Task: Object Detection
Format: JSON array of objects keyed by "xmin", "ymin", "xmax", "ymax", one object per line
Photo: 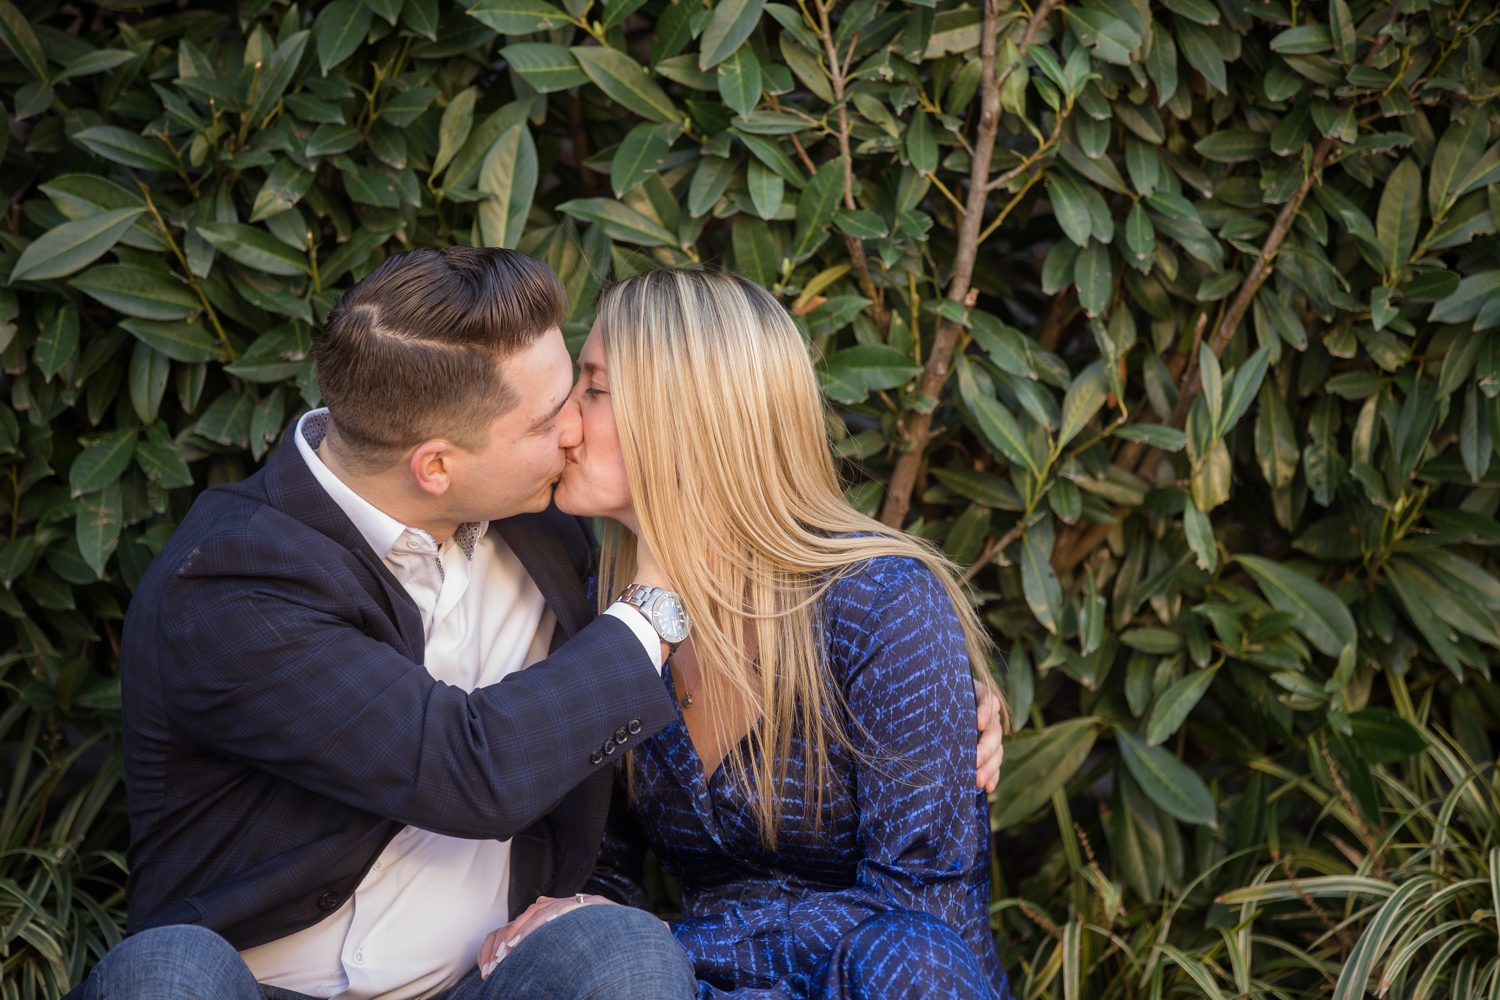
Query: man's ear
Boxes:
[{"xmin": 409, "ymin": 440, "xmax": 453, "ymax": 497}]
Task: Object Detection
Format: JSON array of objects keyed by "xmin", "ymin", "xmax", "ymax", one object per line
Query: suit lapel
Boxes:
[
  {"xmin": 261, "ymin": 439, "xmax": 427, "ymax": 658},
  {"xmin": 492, "ymin": 514, "xmax": 593, "ymax": 639}
]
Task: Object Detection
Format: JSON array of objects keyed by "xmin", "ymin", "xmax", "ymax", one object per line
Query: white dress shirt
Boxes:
[{"xmin": 239, "ymin": 409, "xmax": 662, "ymax": 1000}]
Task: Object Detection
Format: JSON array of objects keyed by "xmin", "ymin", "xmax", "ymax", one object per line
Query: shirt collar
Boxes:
[{"xmin": 295, "ymin": 409, "xmax": 486, "ymax": 560}]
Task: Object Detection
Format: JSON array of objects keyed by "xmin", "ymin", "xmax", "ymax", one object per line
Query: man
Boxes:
[
  {"xmin": 79, "ymin": 247, "xmax": 692, "ymax": 1000},
  {"xmin": 75, "ymin": 247, "xmax": 1004, "ymax": 999}
]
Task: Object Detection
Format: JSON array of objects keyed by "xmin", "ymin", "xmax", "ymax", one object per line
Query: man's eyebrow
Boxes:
[{"xmin": 531, "ymin": 393, "xmax": 571, "ymax": 428}]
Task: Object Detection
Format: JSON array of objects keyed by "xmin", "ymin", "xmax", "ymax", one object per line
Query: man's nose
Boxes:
[{"xmin": 557, "ymin": 397, "xmax": 583, "ymax": 450}]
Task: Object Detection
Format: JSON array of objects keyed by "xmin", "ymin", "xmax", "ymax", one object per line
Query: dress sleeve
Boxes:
[{"xmin": 667, "ymin": 558, "xmax": 989, "ymax": 978}]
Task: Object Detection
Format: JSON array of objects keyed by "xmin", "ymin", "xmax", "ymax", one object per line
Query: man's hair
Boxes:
[{"xmin": 315, "ymin": 246, "xmax": 567, "ymax": 472}]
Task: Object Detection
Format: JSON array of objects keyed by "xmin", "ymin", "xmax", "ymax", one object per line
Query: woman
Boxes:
[{"xmin": 482, "ymin": 268, "xmax": 1013, "ymax": 1000}]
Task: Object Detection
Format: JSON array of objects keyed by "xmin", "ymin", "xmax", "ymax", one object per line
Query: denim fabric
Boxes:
[
  {"xmin": 590, "ymin": 556, "xmax": 1013, "ymax": 1000},
  {"xmin": 75, "ymin": 908, "xmax": 694, "ymax": 1000},
  {"xmin": 76, "ymin": 925, "xmax": 264, "ymax": 1000},
  {"xmin": 453, "ymin": 904, "xmax": 695, "ymax": 1000}
]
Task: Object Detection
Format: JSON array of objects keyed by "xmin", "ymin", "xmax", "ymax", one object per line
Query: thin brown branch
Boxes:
[
  {"xmin": 1036, "ymin": 291, "xmax": 1075, "ymax": 352},
  {"xmin": 812, "ymin": 0, "xmax": 888, "ymax": 334},
  {"xmin": 567, "ymin": 93, "xmax": 599, "ymax": 197},
  {"xmin": 880, "ymin": 0, "xmax": 1011, "ymax": 527}
]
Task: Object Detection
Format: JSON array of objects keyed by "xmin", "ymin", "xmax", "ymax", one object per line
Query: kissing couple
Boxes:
[{"xmin": 69, "ymin": 248, "xmax": 1016, "ymax": 1000}]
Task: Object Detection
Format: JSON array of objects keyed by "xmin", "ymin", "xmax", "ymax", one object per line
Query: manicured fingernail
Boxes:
[{"xmin": 545, "ymin": 912, "xmax": 558, "ymax": 922}]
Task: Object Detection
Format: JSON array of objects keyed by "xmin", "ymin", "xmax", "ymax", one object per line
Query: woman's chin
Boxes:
[{"xmin": 551, "ymin": 480, "xmax": 591, "ymax": 517}]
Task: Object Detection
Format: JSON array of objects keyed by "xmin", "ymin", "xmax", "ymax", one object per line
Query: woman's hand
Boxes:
[
  {"xmin": 975, "ymin": 682, "xmax": 1004, "ymax": 793},
  {"xmin": 478, "ymin": 894, "xmax": 620, "ymax": 978}
]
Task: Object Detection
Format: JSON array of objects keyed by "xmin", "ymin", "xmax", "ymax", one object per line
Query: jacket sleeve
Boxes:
[
  {"xmin": 153, "ymin": 525, "xmax": 678, "ymax": 841},
  {"xmin": 665, "ymin": 558, "xmax": 990, "ymax": 979}
]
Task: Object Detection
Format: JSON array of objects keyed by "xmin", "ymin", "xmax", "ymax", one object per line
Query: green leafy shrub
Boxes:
[{"xmin": 0, "ymin": 0, "xmax": 1498, "ymax": 992}]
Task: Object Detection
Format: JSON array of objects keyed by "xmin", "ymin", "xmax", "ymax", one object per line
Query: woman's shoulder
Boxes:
[{"xmin": 821, "ymin": 551, "xmax": 954, "ymax": 628}]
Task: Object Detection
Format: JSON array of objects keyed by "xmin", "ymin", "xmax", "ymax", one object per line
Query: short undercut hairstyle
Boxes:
[{"xmin": 315, "ymin": 246, "xmax": 567, "ymax": 472}]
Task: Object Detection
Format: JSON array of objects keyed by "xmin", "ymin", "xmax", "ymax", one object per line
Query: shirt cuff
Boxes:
[{"xmin": 603, "ymin": 603, "xmax": 665, "ymax": 674}]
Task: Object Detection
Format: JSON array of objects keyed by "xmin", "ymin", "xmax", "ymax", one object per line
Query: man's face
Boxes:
[{"xmin": 441, "ymin": 326, "xmax": 581, "ymax": 521}]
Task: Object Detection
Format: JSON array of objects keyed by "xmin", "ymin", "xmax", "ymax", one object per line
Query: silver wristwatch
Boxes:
[{"xmin": 618, "ymin": 584, "xmax": 691, "ymax": 651}]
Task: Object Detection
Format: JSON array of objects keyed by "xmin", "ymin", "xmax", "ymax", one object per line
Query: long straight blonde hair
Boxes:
[{"xmin": 596, "ymin": 267, "xmax": 1004, "ymax": 846}]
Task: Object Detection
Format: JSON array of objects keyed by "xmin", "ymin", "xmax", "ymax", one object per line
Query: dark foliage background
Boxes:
[{"xmin": 0, "ymin": 0, "xmax": 1497, "ymax": 992}]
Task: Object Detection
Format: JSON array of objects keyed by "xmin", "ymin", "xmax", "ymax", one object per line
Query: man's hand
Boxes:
[
  {"xmin": 974, "ymin": 680, "xmax": 1005, "ymax": 793},
  {"xmin": 478, "ymin": 894, "xmax": 621, "ymax": 978}
]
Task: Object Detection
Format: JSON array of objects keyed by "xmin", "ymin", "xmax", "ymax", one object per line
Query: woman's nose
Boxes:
[{"xmin": 557, "ymin": 397, "xmax": 583, "ymax": 450}]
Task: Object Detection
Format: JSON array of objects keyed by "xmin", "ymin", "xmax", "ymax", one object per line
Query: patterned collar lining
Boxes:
[{"xmin": 300, "ymin": 409, "xmax": 485, "ymax": 559}]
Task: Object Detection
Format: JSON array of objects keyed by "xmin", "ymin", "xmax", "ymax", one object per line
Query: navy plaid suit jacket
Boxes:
[{"xmin": 119, "ymin": 438, "xmax": 676, "ymax": 951}]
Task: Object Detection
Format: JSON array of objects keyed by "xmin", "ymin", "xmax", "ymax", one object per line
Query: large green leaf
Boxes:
[
  {"xmin": 1059, "ymin": 360, "xmax": 1109, "ymax": 445},
  {"xmin": 71, "ymin": 126, "xmax": 176, "ymax": 172},
  {"xmin": 501, "ymin": 43, "xmax": 588, "ymax": 93},
  {"xmin": 70, "ymin": 266, "xmax": 199, "ymax": 320},
  {"xmin": 991, "ymin": 717, "xmax": 1100, "ymax": 829},
  {"xmin": 611, "ymin": 122, "xmax": 674, "ymax": 197},
  {"xmin": 1117, "ymin": 728, "xmax": 1217, "ymax": 826},
  {"xmin": 689, "ymin": 154, "xmax": 738, "ymax": 219},
  {"xmin": 571, "ymin": 46, "xmax": 680, "ymax": 124},
  {"xmin": 699, "ymin": 0, "xmax": 767, "ymax": 68},
  {"xmin": 129, "ymin": 340, "xmax": 170, "ymax": 425},
  {"xmin": 731, "ymin": 213, "xmax": 779, "ymax": 288},
  {"xmin": 121, "ymin": 318, "xmax": 225, "ymax": 363},
  {"xmin": 197, "ymin": 223, "xmax": 311, "ymax": 276},
  {"xmin": 0, "ymin": 0, "xmax": 48, "ymax": 82},
  {"xmin": 314, "ymin": 0, "xmax": 373, "ymax": 71},
  {"xmin": 1236, "ymin": 554, "xmax": 1356, "ymax": 657},
  {"xmin": 134, "ymin": 422, "xmax": 194, "ymax": 489},
  {"xmin": 10, "ymin": 208, "xmax": 145, "ymax": 283},
  {"xmin": 468, "ymin": 0, "xmax": 572, "ymax": 32},
  {"xmin": 790, "ymin": 157, "xmax": 843, "ymax": 259},
  {"xmin": 717, "ymin": 45, "xmax": 762, "ymax": 119},
  {"xmin": 1146, "ymin": 666, "xmax": 1219, "ymax": 745},
  {"xmin": 558, "ymin": 197, "xmax": 677, "ymax": 246},
  {"xmin": 75, "ymin": 481, "xmax": 122, "ymax": 577},
  {"xmin": 971, "ymin": 395, "xmax": 1037, "ymax": 474},
  {"xmin": 1021, "ymin": 526, "xmax": 1063, "ymax": 633},
  {"xmin": 34, "ymin": 305, "xmax": 78, "ymax": 382},
  {"xmin": 1376, "ymin": 157, "xmax": 1423, "ymax": 275},
  {"xmin": 478, "ymin": 122, "xmax": 538, "ymax": 250},
  {"xmin": 432, "ymin": 86, "xmax": 477, "ymax": 179},
  {"xmin": 69, "ymin": 430, "xmax": 138, "ymax": 498},
  {"xmin": 249, "ymin": 160, "xmax": 318, "ymax": 224}
]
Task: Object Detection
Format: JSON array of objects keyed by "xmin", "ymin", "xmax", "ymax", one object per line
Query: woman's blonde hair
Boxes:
[{"xmin": 595, "ymin": 267, "xmax": 1004, "ymax": 846}]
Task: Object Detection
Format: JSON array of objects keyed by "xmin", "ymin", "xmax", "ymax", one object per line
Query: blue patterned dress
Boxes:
[{"xmin": 588, "ymin": 556, "xmax": 1013, "ymax": 1000}]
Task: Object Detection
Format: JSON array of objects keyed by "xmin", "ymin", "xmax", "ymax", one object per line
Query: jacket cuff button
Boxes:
[
  {"xmin": 614, "ymin": 727, "xmax": 629, "ymax": 743},
  {"xmin": 589, "ymin": 749, "xmax": 604, "ymax": 764},
  {"xmin": 627, "ymin": 718, "xmax": 642, "ymax": 735}
]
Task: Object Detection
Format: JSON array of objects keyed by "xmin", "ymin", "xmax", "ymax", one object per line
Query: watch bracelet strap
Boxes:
[{"xmin": 619, "ymin": 584, "xmax": 658, "ymax": 610}]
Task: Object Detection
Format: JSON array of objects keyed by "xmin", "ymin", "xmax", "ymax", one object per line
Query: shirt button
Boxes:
[
  {"xmin": 373, "ymin": 860, "xmax": 382, "ymax": 871},
  {"xmin": 407, "ymin": 539, "xmax": 420, "ymax": 549},
  {"xmin": 353, "ymin": 950, "xmax": 365, "ymax": 965},
  {"xmin": 317, "ymin": 892, "xmax": 341, "ymax": 911}
]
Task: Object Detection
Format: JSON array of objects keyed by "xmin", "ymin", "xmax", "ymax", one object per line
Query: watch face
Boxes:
[{"xmin": 651, "ymin": 593, "xmax": 691, "ymax": 643}]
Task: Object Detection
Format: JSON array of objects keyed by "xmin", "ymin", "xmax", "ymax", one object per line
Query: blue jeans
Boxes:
[{"xmin": 73, "ymin": 906, "xmax": 695, "ymax": 999}]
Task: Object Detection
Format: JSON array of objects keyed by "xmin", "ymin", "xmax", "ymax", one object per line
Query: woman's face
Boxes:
[{"xmin": 554, "ymin": 323, "xmax": 637, "ymax": 530}]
